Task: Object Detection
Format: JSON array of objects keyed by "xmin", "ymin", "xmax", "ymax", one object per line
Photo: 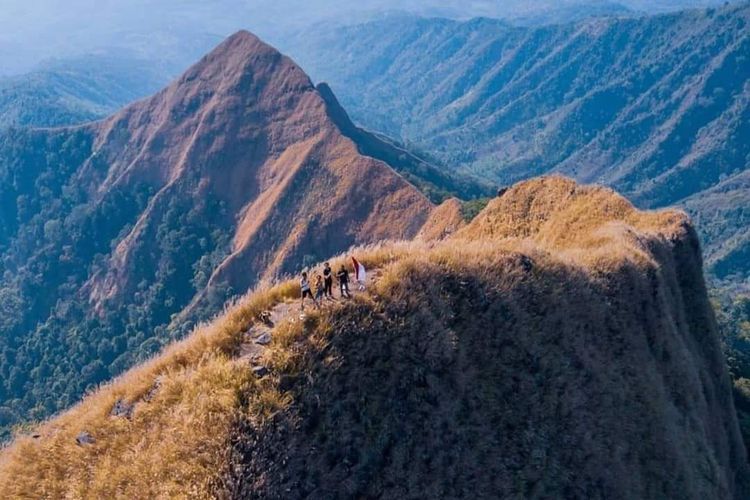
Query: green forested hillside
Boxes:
[
  {"xmin": 0, "ymin": 127, "xmax": 230, "ymax": 429},
  {"xmin": 0, "ymin": 54, "xmax": 171, "ymax": 128}
]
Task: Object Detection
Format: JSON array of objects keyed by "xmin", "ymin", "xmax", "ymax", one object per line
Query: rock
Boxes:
[
  {"xmin": 252, "ymin": 366, "xmax": 269, "ymax": 378},
  {"xmin": 76, "ymin": 431, "xmax": 95, "ymax": 446},
  {"xmin": 143, "ymin": 376, "xmax": 163, "ymax": 402},
  {"xmin": 31, "ymin": 434, "xmax": 41, "ymax": 439},
  {"xmin": 110, "ymin": 398, "xmax": 134, "ymax": 419},
  {"xmin": 255, "ymin": 332, "xmax": 272, "ymax": 345}
]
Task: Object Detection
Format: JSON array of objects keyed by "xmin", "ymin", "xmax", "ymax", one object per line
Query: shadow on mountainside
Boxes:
[{"xmin": 224, "ymin": 246, "xmax": 748, "ymax": 499}]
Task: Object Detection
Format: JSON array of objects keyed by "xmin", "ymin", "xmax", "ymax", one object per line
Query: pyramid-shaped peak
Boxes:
[
  {"xmin": 175, "ymin": 29, "xmax": 313, "ymax": 92},
  {"xmin": 215, "ymin": 29, "xmax": 276, "ymax": 56}
]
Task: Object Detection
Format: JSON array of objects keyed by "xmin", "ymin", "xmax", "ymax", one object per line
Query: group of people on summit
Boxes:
[{"xmin": 300, "ymin": 259, "xmax": 365, "ymax": 311}]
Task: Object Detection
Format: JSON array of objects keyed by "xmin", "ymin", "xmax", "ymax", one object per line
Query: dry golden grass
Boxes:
[
  {"xmin": 417, "ymin": 197, "xmax": 465, "ymax": 241},
  {"xmin": 0, "ymin": 239, "xmax": 424, "ymax": 498},
  {"xmin": 456, "ymin": 176, "xmax": 689, "ymax": 270},
  {"xmin": 0, "ymin": 176, "xmax": 714, "ymax": 498}
]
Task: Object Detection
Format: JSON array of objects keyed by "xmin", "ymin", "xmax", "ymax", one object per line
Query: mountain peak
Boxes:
[
  {"xmin": 80, "ymin": 30, "xmax": 434, "ymax": 320},
  {"xmin": 0, "ymin": 30, "xmax": 437, "ymax": 443},
  {"xmin": 174, "ymin": 28, "xmax": 313, "ymax": 94},
  {"xmin": 225, "ymin": 29, "xmax": 261, "ymax": 43},
  {"xmin": 208, "ymin": 29, "xmax": 286, "ymax": 64}
]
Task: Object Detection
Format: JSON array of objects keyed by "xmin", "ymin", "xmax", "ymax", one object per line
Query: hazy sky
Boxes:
[{"xmin": 0, "ymin": 0, "xmax": 729, "ymax": 75}]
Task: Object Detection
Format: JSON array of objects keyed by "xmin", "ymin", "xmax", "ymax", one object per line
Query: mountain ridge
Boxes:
[
  {"xmin": 1, "ymin": 176, "xmax": 746, "ymax": 498},
  {"xmin": 0, "ymin": 30, "xmax": 441, "ymax": 438}
]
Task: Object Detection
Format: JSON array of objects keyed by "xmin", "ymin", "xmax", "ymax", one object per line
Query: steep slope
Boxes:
[
  {"xmin": 316, "ymin": 82, "xmax": 493, "ymax": 202},
  {"xmin": 0, "ymin": 177, "xmax": 746, "ymax": 498},
  {"xmin": 0, "ymin": 31, "xmax": 435, "ymax": 438},
  {"xmin": 682, "ymin": 170, "xmax": 750, "ymax": 280},
  {"xmin": 417, "ymin": 197, "xmax": 467, "ymax": 240},
  {"xmin": 0, "ymin": 53, "xmax": 171, "ymax": 128},
  {"xmin": 281, "ymin": 3, "xmax": 750, "ymax": 278}
]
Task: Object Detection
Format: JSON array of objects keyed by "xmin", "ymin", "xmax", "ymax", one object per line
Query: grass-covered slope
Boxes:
[{"xmin": 1, "ymin": 177, "xmax": 746, "ymax": 498}]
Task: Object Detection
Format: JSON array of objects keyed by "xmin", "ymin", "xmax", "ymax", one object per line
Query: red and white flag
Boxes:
[{"xmin": 352, "ymin": 256, "xmax": 366, "ymax": 286}]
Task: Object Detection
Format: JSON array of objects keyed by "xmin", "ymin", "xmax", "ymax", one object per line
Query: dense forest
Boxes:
[
  {"xmin": 714, "ymin": 287, "xmax": 750, "ymax": 447},
  {"xmin": 0, "ymin": 129, "xmax": 234, "ymax": 434},
  {"xmin": 0, "ymin": 54, "xmax": 170, "ymax": 129}
]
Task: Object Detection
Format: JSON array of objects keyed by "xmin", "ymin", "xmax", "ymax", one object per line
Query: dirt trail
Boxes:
[{"xmin": 237, "ymin": 273, "xmax": 378, "ymax": 367}]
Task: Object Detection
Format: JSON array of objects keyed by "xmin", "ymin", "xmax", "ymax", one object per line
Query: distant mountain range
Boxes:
[
  {"xmin": 282, "ymin": 2, "xmax": 750, "ymax": 281},
  {"xmin": 0, "ymin": 54, "xmax": 171, "ymax": 128},
  {"xmin": 0, "ymin": 1, "xmax": 731, "ymax": 76}
]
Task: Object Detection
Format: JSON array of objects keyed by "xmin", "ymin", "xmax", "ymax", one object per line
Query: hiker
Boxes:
[
  {"xmin": 352, "ymin": 257, "xmax": 366, "ymax": 291},
  {"xmin": 337, "ymin": 265, "xmax": 351, "ymax": 298},
  {"xmin": 300, "ymin": 271, "xmax": 319, "ymax": 311},
  {"xmin": 323, "ymin": 262, "xmax": 334, "ymax": 299},
  {"xmin": 314, "ymin": 274, "xmax": 325, "ymax": 303}
]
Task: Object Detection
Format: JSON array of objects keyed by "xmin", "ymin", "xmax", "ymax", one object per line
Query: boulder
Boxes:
[
  {"xmin": 110, "ymin": 398, "xmax": 134, "ymax": 419},
  {"xmin": 76, "ymin": 431, "xmax": 95, "ymax": 446}
]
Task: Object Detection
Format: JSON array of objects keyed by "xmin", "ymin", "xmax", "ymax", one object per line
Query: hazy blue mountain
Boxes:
[
  {"xmin": 0, "ymin": 53, "xmax": 173, "ymax": 128},
  {"xmin": 282, "ymin": 3, "xmax": 750, "ymax": 281},
  {"xmin": 0, "ymin": 0, "xmax": 731, "ymax": 76}
]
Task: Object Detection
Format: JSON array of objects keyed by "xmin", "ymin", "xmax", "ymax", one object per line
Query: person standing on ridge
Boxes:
[
  {"xmin": 337, "ymin": 265, "xmax": 351, "ymax": 298},
  {"xmin": 314, "ymin": 274, "xmax": 325, "ymax": 303},
  {"xmin": 300, "ymin": 271, "xmax": 319, "ymax": 311},
  {"xmin": 323, "ymin": 262, "xmax": 334, "ymax": 300},
  {"xmin": 352, "ymin": 256, "xmax": 366, "ymax": 291}
]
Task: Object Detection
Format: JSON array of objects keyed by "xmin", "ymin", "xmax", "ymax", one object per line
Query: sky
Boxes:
[{"xmin": 0, "ymin": 0, "xmax": 730, "ymax": 75}]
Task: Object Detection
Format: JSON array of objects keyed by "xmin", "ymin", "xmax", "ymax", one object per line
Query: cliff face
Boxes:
[
  {"xmin": 0, "ymin": 30, "xmax": 433, "ymax": 437},
  {"xmin": 1, "ymin": 177, "xmax": 745, "ymax": 499}
]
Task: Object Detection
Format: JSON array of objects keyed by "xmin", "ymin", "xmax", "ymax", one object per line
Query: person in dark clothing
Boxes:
[
  {"xmin": 314, "ymin": 274, "xmax": 325, "ymax": 302},
  {"xmin": 323, "ymin": 262, "xmax": 334, "ymax": 299},
  {"xmin": 337, "ymin": 265, "xmax": 351, "ymax": 298}
]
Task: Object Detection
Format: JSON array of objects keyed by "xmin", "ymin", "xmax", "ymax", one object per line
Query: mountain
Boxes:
[
  {"xmin": 1, "ymin": 176, "xmax": 746, "ymax": 498},
  {"xmin": 507, "ymin": 1, "xmax": 633, "ymax": 25},
  {"xmin": 0, "ymin": 53, "xmax": 172, "ymax": 128},
  {"xmin": 0, "ymin": 31, "xmax": 462, "ymax": 438},
  {"xmin": 0, "ymin": 1, "xmax": 730, "ymax": 77},
  {"xmin": 280, "ymin": 3, "xmax": 750, "ymax": 280}
]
